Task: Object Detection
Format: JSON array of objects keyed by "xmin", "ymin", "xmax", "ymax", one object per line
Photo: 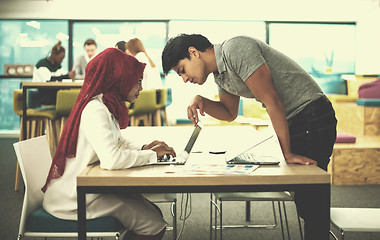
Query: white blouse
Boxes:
[{"xmin": 43, "ymin": 94, "xmax": 157, "ymax": 220}]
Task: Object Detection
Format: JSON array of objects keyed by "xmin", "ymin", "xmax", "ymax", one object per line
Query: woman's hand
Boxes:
[
  {"xmin": 143, "ymin": 140, "xmax": 176, "ymax": 159},
  {"xmin": 284, "ymin": 153, "xmax": 317, "ymax": 165}
]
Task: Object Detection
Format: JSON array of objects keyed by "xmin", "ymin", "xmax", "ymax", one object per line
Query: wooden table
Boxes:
[
  {"xmin": 77, "ymin": 126, "xmax": 331, "ymax": 239},
  {"xmin": 20, "ymin": 81, "xmax": 82, "ymax": 141}
]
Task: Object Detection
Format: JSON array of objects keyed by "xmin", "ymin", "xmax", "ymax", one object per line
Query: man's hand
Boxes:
[
  {"xmin": 142, "ymin": 140, "xmax": 176, "ymax": 159},
  {"xmin": 284, "ymin": 153, "xmax": 317, "ymax": 165},
  {"xmin": 68, "ymin": 70, "xmax": 76, "ymax": 80},
  {"xmin": 187, "ymin": 95, "xmax": 205, "ymax": 124}
]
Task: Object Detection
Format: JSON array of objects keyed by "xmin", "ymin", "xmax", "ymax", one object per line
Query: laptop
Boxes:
[
  {"xmin": 148, "ymin": 121, "xmax": 203, "ymax": 165},
  {"xmin": 225, "ymin": 133, "xmax": 280, "ymax": 165}
]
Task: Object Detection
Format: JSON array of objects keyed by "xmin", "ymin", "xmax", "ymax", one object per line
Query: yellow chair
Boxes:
[
  {"xmin": 154, "ymin": 88, "xmax": 169, "ymax": 126},
  {"xmin": 13, "ymin": 89, "xmax": 57, "ymax": 191},
  {"xmin": 55, "ymin": 89, "xmax": 81, "ymax": 139},
  {"xmin": 129, "ymin": 89, "xmax": 158, "ymax": 126}
]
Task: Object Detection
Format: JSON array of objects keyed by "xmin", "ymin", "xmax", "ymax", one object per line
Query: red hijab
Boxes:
[{"xmin": 42, "ymin": 48, "xmax": 146, "ymax": 192}]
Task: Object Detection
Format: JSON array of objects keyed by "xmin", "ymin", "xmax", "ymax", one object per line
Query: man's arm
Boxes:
[
  {"xmin": 244, "ymin": 63, "xmax": 316, "ymax": 165},
  {"xmin": 187, "ymin": 92, "xmax": 240, "ymax": 123}
]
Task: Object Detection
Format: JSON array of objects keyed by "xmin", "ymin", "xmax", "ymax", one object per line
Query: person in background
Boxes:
[
  {"xmin": 162, "ymin": 34, "xmax": 337, "ymax": 240},
  {"xmin": 42, "ymin": 48, "xmax": 175, "ymax": 240},
  {"xmin": 32, "ymin": 41, "xmax": 75, "ymax": 105},
  {"xmin": 115, "ymin": 40, "xmax": 127, "ymax": 53},
  {"xmin": 72, "ymin": 39, "xmax": 98, "ymax": 79},
  {"xmin": 126, "ymin": 38, "xmax": 162, "ymax": 89}
]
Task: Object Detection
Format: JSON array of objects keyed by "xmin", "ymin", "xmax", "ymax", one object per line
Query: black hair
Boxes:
[
  {"xmin": 51, "ymin": 41, "xmax": 65, "ymax": 57},
  {"xmin": 162, "ymin": 34, "xmax": 213, "ymax": 75},
  {"xmin": 84, "ymin": 39, "xmax": 97, "ymax": 47},
  {"xmin": 115, "ymin": 41, "xmax": 126, "ymax": 52}
]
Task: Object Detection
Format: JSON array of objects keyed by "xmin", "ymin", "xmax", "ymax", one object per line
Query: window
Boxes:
[
  {"xmin": 72, "ymin": 21, "xmax": 167, "ymax": 73},
  {"xmin": 0, "ymin": 20, "xmax": 68, "ymax": 131},
  {"xmin": 269, "ymin": 22, "xmax": 356, "ymax": 94},
  {"xmin": 169, "ymin": 20, "xmax": 266, "ymax": 43},
  {"xmin": 268, "ymin": 22, "xmax": 356, "ymax": 74},
  {"xmin": 0, "ymin": 20, "xmax": 69, "ymax": 75}
]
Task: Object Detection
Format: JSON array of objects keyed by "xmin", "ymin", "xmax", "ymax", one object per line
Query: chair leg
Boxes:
[
  {"xmin": 245, "ymin": 201, "xmax": 251, "ymax": 221},
  {"xmin": 210, "ymin": 193, "xmax": 213, "ymax": 240},
  {"xmin": 162, "ymin": 108, "xmax": 168, "ymax": 126},
  {"xmin": 297, "ymin": 212, "xmax": 304, "ymax": 240},
  {"xmin": 154, "ymin": 109, "xmax": 162, "ymax": 126},
  {"xmin": 329, "ymin": 230, "xmax": 338, "ymax": 240},
  {"xmin": 14, "ymin": 162, "xmax": 21, "ymax": 192},
  {"xmin": 130, "ymin": 116, "xmax": 136, "ymax": 126},
  {"xmin": 171, "ymin": 200, "xmax": 177, "ymax": 240},
  {"xmin": 45, "ymin": 119, "xmax": 56, "ymax": 156},
  {"xmin": 30, "ymin": 120, "xmax": 37, "ymax": 138},
  {"xmin": 219, "ymin": 199, "xmax": 222, "ymax": 240},
  {"xmin": 277, "ymin": 202, "xmax": 285, "ymax": 240},
  {"xmin": 281, "ymin": 201, "xmax": 291, "ymax": 240}
]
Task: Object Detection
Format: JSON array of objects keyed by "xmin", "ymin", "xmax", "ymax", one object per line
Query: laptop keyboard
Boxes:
[
  {"xmin": 158, "ymin": 155, "xmax": 177, "ymax": 162},
  {"xmin": 228, "ymin": 153, "xmax": 257, "ymax": 164}
]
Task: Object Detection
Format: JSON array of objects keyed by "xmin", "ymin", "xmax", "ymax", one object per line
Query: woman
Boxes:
[
  {"xmin": 33, "ymin": 41, "xmax": 75, "ymax": 82},
  {"xmin": 42, "ymin": 48, "xmax": 176, "ymax": 240},
  {"xmin": 126, "ymin": 38, "xmax": 162, "ymax": 89},
  {"xmin": 32, "ymin": 41, "xmax": 76, "ymax": 105}
]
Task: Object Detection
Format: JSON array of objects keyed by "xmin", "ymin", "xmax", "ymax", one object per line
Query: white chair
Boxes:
[
  {"xmin": 14, "ymin": 135, "xmax": 123, "ymax": 240},
  {"xmin": 330, "ymin": 207, "xmax": 380, "ymax": 240},
  {"xmin": 210, "ymin": 192, "xmax": 303, "ymax": 240}
]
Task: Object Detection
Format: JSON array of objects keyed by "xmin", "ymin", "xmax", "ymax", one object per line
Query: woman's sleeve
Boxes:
[{"xmin": 81, "ymin": 103, "xmax": 157, "ymax": 170}]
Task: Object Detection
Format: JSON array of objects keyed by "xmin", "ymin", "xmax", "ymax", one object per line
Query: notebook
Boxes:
[
  {"xmin": 148, "ymin": 121, "xmax": 203, "ymax": 165},
  {"xmin": 225, "ymin": 133, "xmax": 280, "ymax": 165}
]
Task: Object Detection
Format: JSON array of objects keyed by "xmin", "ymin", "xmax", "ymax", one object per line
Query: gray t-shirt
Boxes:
[{"xmin": 213, "ymin": 36, "xmax": 323, "ymax": 120}]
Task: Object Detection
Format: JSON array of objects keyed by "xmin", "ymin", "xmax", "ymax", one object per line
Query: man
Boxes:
[
  {"xmin": 162, "ymin": 34, "xmax": 337, "ymax": 240},
  {"xmin": 72, "ymin": 39, "xmax": 98, "ymax": 79}
]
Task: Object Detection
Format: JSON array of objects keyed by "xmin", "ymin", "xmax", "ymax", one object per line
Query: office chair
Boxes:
[
  {"xmin": 55, "ymin": 88, "xmax": 80, "ymax": 139},
  {"xmin": 210, "ymin": 191, "xmax": 303, "ymax": 240},
  {"xmin": 330, "ymin": 207, "xmax": 380, "ymax": 240},
  {"xmin": 154, "ymin": 88, "xmax": 168, "ymax": 126},
  {"xmin": 14, "ymin": 135, "xmax": 124, "ymax": 240},
  {"xmin": 129, "ymin": 89, "xmax": 158, "ymax": 126}
]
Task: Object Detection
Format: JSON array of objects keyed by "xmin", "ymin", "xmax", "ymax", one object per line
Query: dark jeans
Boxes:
[{"xmin": 288, "ymin": 95, "xmax": 337, "ymax": 240}]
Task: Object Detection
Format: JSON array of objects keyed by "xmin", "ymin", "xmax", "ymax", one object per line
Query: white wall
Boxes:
[{"xmin": 1, "ymin": 0, "xmax": 379, "ymax": 74}]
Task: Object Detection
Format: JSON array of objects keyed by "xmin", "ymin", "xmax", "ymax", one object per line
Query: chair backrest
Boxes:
[
  {"xmin": 131, "ymin": 89, "xmax": 158, "ymax": 115},
  {"xmin": 13, "ymin": 135, "xmax": 52, "ymax": 235},
  {"xmin": 164, "ymin": 88, "xmax": 172, "ymax": 107},
  {"xmin": 13, "ymin": 89, "xmax": 23, "ymax": 116},
  {"xmin": 55, "ymin": 89, "xmax": 81, "ymax": 117},
  {"xmin": 156, "ymin": 88, "xmax": 168, "ymax": 108}
]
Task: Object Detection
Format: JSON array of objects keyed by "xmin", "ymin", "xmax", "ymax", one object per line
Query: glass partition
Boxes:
[
  {"xmin": 0, "ymin": 20, "xmax": 69, "ymax": 75},
  {"xmin": 169, "ymin": 20, "xmax": 266, "ymax": 44},
  {"xmin": 72, "ymin": 21, "xmax": 167, "ymax": 73},
  {"xmin": 269, "ymin": 22, "xmax": 356, "ymax": 94},
  {"xmin": 0, "ymin": 20, "xmax": 68, "ymax": 132},
  {"xmin": 269, "ymin": 23, "xmax": 356, "ymax": 74}
]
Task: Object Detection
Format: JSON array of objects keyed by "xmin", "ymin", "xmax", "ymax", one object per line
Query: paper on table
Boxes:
[{"xmin": 165, "ymin": 164, "xmax": 259, "ymax": 175}]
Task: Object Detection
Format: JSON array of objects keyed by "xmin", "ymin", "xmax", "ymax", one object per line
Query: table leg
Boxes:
[
  {"xmin": 77, "ymin": 187, "xmax": 87, "ymax": 240},
  {"xmin": 301, "ymin": 184, "xmax": 331, "ymax": 240}
]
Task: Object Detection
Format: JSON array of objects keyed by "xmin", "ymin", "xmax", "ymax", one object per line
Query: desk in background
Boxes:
[{"xmin": 77, "ymin": 126, "xmax": 331, "ymax": 240}]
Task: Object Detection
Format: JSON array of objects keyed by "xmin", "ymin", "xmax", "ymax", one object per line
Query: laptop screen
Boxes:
[{"xmin": 184, "ymin": 124, "xmax": 202, "ymax": 153}]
